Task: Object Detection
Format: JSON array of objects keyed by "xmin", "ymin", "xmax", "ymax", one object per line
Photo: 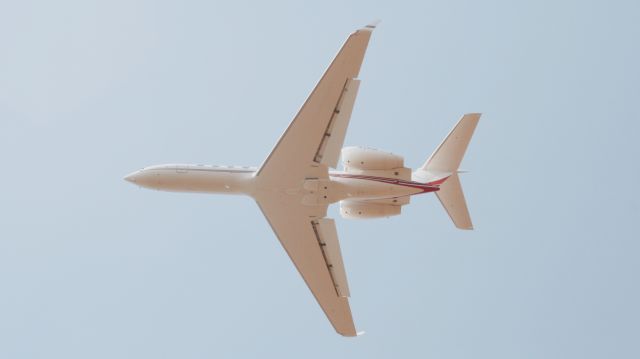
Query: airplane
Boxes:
[{"xmin": 124, "ymin": 21, "xmax": 480, "ymax": 337}]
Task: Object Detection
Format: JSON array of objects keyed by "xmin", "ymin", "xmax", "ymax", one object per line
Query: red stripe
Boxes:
[
  {"xmin": 425, "ymin": 177, "xmax": 449, "ymax": 186},
  {"xmin": 329, "ymin": 173, "xmax": 443, "ymax": 193}
]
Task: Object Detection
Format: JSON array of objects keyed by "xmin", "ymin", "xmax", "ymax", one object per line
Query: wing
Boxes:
[
  {"xmin": 253, "ymin": 22, "xmax": 377, "ymax": 336},
  {"xmin": 256, "ymin": 22, "xmax": 376, "ymax": 186},
  {"xmin": 255, "ymin": 194, "xmax": 356, "ymax": 336}
]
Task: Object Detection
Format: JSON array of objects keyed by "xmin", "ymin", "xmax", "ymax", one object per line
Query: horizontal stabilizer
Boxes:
[
  {"xmin": 436, "ymin": 173, "xmax": 473, "ymax": 230},
  {"xmin": 417, "ymin": 113, "xmax": 479, "ymax": 230},
  {"xmin": 422, "ymin": 113, "xmax": 480, "ymax": 172}
]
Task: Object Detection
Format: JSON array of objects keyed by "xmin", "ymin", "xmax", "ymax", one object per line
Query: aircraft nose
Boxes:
[{"xmin": 124, "ymin": 171, "xmax": 139, "ymax": 183}]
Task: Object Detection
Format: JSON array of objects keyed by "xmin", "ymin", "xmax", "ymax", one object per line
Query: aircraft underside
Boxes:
[
  {"xmin": 124, "ymin": 164, "xmax": 441, "ymax": 203},
  {"xmin": 124, "ymin": 21, "xmax": 480, "ymax": 337}
]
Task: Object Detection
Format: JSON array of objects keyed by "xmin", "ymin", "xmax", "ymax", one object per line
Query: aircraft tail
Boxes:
[{"xmin": 413, "ymin": 113, "xmax": 480, "ymax": 230}]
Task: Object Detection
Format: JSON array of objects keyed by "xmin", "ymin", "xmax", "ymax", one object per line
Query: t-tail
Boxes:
[{"xmin": 412, "ymin": 113, "xmax": 481, "ymax": 230}]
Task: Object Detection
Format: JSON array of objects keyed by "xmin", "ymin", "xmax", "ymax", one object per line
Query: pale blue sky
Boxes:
[{"xmin": 1, "ymin": 0, "xmax": 639, "ymax": 358}]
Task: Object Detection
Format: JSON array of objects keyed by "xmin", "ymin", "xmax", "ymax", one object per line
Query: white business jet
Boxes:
[{"xmin": 124, "ymin": 22, "xmax": 480, "ymax": 336}]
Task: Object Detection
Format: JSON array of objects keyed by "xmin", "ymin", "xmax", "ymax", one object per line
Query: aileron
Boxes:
[{"xmin": 312, "ymin": 218, "xmax": 351, "ymax": 298}]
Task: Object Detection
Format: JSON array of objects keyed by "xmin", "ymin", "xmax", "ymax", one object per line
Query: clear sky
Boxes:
[{"xmin": 1, "ymin": 0, "xmax": 639, "ymax": 358}]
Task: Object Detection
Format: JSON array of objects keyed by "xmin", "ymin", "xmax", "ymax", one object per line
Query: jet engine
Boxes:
[
  {"xmin": 341, "ymin": 146, "xmax": 411, "ymax": 180},
  {"xmin": 340, "ymin": 201, "xmax": 402, "ymax": 219},
  {"xmin": 341, "ymin": 146, "xmax": 404, "ymax": 170}
]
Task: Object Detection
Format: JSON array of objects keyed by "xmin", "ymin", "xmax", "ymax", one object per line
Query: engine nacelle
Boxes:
[
  {"xmin": 340, "ymin": 201, "xmax": 402, "ymax": 219},
  {"xmin": 341, "ymin": 146, "xmax": 404, "ymax": 171}
]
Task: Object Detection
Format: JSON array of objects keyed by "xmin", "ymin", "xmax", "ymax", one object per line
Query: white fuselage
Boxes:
[{"xmin": 124, "ymin": 164, "xmax": 439, "ymax": 203}]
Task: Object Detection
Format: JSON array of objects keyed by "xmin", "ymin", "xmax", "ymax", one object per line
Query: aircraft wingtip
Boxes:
[{"xmin": 363, "ymin": 19, "xmax": 381, "ymax": 31}]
